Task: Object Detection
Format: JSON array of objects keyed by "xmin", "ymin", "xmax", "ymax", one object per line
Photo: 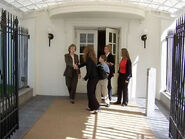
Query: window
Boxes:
[
  {"xmin": 79, "ymin": 32, "xmax": 95, "ymax": 63},
  {"xmin": 166, "ymin": 31, "xmax": 174, "ymax": 93},
  {"xmin": 18, "ymin": 28, "xmax": 29, "ymax": 89}
]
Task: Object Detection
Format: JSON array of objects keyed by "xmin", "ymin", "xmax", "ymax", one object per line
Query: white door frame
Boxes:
[
  {"xmin": 76, "ymin": 29, "xmax": 98, "ymax": 93},
  {"xmin": 75, "ymin": 27, "xmax": 120, "ymax": 94},
  {"xmin": 106, "ymin": 28, "xmax": 120, "ymax": 95}
]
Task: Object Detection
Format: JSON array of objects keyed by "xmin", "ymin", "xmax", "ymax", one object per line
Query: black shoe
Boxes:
[
  {"xmin": 86, "ymin": 108, "xmax": 90, "ymax": 111},
  {"xmin": 122, "ymin": 102, "xmax": 127, "ymax": 106},
  {"xmin": 70, "ymin": 99, "xmax": 75, "ymax": 104},
  {"xmin": 114, "ymin": 101, "xmax": 121, "ymax": 105}
]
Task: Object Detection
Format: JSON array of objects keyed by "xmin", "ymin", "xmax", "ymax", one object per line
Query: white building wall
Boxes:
[{"xmin": 22, "ymin": 10, "xmax": 174, "ymax": 99}]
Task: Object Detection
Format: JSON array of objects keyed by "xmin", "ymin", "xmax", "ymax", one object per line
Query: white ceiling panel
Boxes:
[
  {"xmin": 168, "ymin": 8, "xmax": 178, "ymax": 13},
  {"xmin": 1, "ymin": 0, "xmax": 185, "ymax": 14},
  {"xmin": 174, "ymin": 2, "xmax": 185, "ymax": 9},
  {"xmin": 11, "ymin": 1, "xmax": 22, "ymax": 8},
  {"xmin": 17, "ymin": 0, "xmax": 32, "ymax": 6},
  {"xmin": 164, "ymin": 0, "xmax": 178, "ymax": 7},
  {"xmin": 20, "ymin": 7, "xmax": 29, "ymax": 12}
]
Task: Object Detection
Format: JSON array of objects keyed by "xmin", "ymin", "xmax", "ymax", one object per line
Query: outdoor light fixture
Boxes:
[
  {"xmin": 48, "ymin": 33, "xmax": 54, "ymax": 47},
  {"xmin": 141, "ymin": 34, "xmax": 147, "ymax": 48}
]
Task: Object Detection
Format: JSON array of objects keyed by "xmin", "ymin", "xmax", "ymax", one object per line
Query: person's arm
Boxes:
[
  {"xmin": 106, "ymin": 65, "xmax": 110, "ymax": 74},
  {"xmin": 126, "ymin": 59, "xmax": 132, "ymax": 81},
  {"xmin": 75, "ymin": 55, "xmax": 81, "ymax": 74},
  {"xmin": 105, "ymin": 65, "xmax": 110, "ymax": 77},
  {"xmin": 65, "ymin": 54, "xmax": 73, "ymax": 67},
  {"xmin": 78, "ymin": 62, "xmax": 86, "ymax": 68},
  {"xmin": 84, "ymin": 58, "xmax": 93, "ymax": 81},
  {"xmin": 109, "ymin": 54, "xmax": 115, "ymax": 74},
  {"xmin": 109, "ymin": 54, "xmax": 115, "ymax": 65}
]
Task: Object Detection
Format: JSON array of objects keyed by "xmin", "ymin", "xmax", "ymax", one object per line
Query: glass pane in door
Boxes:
[
  {"xmin": 113, "ymin": 44, "xmax": 116, "ymax": 55},
  {"xmin": 80, "ymin": 34, "xmax": 86, "ymax": 43},
  {"xmin": 80, "ymin": 44, "xmax": 86, "ymax": 53},
  {"xmin": 87, "ymin": 34, "xmax": 94, "ymax": 43},
  {"xmin": 113, "ymin": 33, "xmax": 116, "ymax": 43},
  {"xmin": 109, "ymin": 32, "xmax": 112, "ymax": 43}
]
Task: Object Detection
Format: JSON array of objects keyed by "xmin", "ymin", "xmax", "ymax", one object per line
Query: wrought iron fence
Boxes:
[
  {"xmin": 0, "ymin": 9, "xmax": 19, "ymax": 139},
  {"xmin": 169, "ymin": 15, "xmax": 185, "ymax": 139}
]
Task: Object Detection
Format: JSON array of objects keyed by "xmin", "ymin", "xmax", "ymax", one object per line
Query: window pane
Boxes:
[
  {"xmin": 109, "ymin": 33, "xmax": 112, "ymax": 43},
  {"xmin": 88, "ymin": 34, "xmax": 94, "ymax": 43},
  {"xmin": 80, "ymin": 34, "xmax": 86, "ymax": 43},
  {"xmin": 80, "ymin": 44, "xmax": 86, "ymax": 53},
  {"xmin": 113, "ymin": 33, "xmax": 116, "ymax": 43}
]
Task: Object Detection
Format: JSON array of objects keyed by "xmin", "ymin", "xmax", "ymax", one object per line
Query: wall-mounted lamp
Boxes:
[
  {"xmin": 141, "ymin": 34, "xmax": 147, "ymax": 48},
  {"xmin": 48, "ymin": 33, "xmax": 54, "ymax": 47}
]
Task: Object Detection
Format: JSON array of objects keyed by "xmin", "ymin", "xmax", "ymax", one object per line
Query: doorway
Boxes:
[
  {"xmin": 97, "ymin": 30, "xmax": 105, "ymax": 59},
  {"xmin": 76, "ymin": 28, "xmax": 120, "ymax": 94}
]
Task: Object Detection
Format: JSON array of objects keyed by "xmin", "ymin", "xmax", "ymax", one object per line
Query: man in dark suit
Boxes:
[
  {"xmin": 104, "ymin": 45, "xmax": 115, "ymax": 101},
  {"xmin": 63, "ymin": 44, "xmax": 80, "ymax": 104}
]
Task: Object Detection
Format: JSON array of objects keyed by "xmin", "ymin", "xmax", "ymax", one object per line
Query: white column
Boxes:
[{"xmin": 146, "ymin": 68, "xmax": 156, "ymax": 117}]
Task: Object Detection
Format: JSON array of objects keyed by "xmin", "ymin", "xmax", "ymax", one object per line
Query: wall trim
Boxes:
[{"xmin": 160, "ymin": 91, "xmax": 171, "ymax": 110}]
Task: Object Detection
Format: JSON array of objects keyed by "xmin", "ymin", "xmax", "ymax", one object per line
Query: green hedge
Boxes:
[{"xmin": 0, "ymin": 84, "xmax": 15, "ymax": 96}]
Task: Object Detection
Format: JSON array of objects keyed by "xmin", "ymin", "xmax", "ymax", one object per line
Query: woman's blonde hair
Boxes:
[
  {"xmin": 83, "ymin": 45, "xmax": 97, "ymax": 64},
  {"xmin": 121, "ymin": 48, "xmax": 130, "ymax": 60},
  {"xmin": 105, "ymin": 44, "xmax": 112, "ymax": 53},
  {"xmin": 68, "ymin": 44, "xmax": 76, "ymax": 53}
]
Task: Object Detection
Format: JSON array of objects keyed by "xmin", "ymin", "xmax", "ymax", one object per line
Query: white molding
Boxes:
[{"xmin": 48, "ymin": 1, "xmax": 145, "ymax": 19}]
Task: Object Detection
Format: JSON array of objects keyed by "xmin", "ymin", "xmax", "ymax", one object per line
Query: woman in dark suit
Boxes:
[
  {"xmin": 78, "ymin": 45, "xmax": 100, "ymax": 113},
  {"xmin": 104, "ymin": 45, "xmax": 115, "ymax": 101},
  {"xmin": 64, "ymin": 44, "xmax": 80, "ymax": 104},
  {"xmin": 115, "ymin": 48, "xmax": 132, "ymax": 106}
]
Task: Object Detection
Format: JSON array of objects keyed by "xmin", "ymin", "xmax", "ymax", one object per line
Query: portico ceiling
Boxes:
[{"xmin": 2, "ymin": 0, "xmax": 185, "ymax": 14}]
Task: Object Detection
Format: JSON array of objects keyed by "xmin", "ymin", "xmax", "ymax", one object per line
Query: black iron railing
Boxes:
[
  {"xmin": 169, "ymin": 15, "xmax": 185, "ymax": 139},
  {"xmin": 0, "ymin": 9, "xmax": 19, "ymax": 139}
]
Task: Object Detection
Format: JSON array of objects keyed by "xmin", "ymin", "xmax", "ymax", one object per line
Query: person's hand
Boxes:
[
  {"xmin": 106, "ymin": 62, "xmax": 110, "ymax": 66},
  {"xmin": 110, "ymin": 62, "xmax": 114, "ymax": 66},
  {"xmin": 78, "ymin": 74, "xmax": 81, "ymax": 79},
  {"xmin": 125, "ymin": 80, "xmax": 129, "ymax": 83},
  {"xmin": 73, "ymin": 64, "xmax": 78, "ymax": 70}
]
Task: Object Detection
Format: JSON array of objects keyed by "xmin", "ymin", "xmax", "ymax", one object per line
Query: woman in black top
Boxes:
[
  {"xmin": 115, "ymin": 48, "xmax": 132, "ymax": 106},
  {"xmin": 78, "ymin": 46, "xmax": 100, "ymax": 113}
]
